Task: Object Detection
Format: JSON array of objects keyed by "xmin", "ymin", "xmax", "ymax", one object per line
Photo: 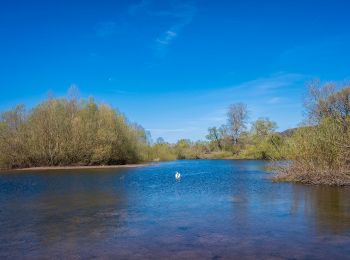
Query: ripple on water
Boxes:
[{"xmin": 0, "ymin": 160, "xmax": 350, "ymax": 259}]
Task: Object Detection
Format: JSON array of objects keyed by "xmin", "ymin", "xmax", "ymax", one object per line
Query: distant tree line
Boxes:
[
  {"xmin": 1, "ymin": 82, "xmax": 349, "ymax": 185},
  {"xmin": 151, "ymin": 103, "xmax": 286, "ymax": 161},
  {"xmin": 205, "ymin": 103, "xmax": 285, "ymax": 160},
  {"xmin": 152, "ymin": 80, "xmax": 350, "ymax": 185}
]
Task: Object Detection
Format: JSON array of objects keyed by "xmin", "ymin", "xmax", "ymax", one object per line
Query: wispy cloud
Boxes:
[
  {"xmin": 155, "ymin": 4, "xmax": 196, "ymax": 56},
  {"xmin": 156, "ymin": 30, "xmax": 177, "ymax": 45},
  {"xmin": 267, "ymin": 97, "xmax": 283, "ymax": 104},
  {"xmin": 238, "ymin": 73, "xmax": 306, "ymax": 91},
  {"xmin": 128, "ymin": 0, "xmax": 151, "ymax": 15},
  {"xmin": 129, "ymin": 0, "xmax": 197, "ymax": 57},
  {"xmin": 200, "ymin": 73, "xmax": 307, "ymax": 102},
  {"xmin": 191, "ymin": 72, "xmax": 310, "ymax": 130},
  {"xmin": 150, "ymin": 73, "xmax": 308, "ymax": 140}
]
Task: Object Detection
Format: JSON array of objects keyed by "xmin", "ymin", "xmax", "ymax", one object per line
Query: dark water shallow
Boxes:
[{"xmin": 1, "ymin": 160, "xmax": 350, "ymax": 259}]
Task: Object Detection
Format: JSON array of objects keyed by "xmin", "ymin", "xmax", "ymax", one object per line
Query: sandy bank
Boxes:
[{"xmin": 11, "ymin": 163, "xmax": 150, "ymax": 172}]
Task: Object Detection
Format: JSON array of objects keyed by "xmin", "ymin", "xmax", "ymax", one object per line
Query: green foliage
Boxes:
[
  {"xmin": 149, "ymin": 143, "xmax": 177, "ymax": 161},
  {"xmin": 276, "ymin": 117, "xmax": 350, "ymax": 185},
  {"xmin": 251, "ymin": 117, "xmax": 277, "ymax": 137},
  {"xmin": 206, "ymin": 127, "xmax": 223, "ymax": 150},
  {"xmin": 242, "ymin": 133, "xmax": 285, "ymax": 160},
  {"xmin": 203, "ymin": 151, "xmax": 233, "ymax": 159},
  {"xmin": 178, "ymin": 140, "xmax": 210, "ymax": 159},
  {"xmin": 205, "ymin": 116, "xmax": 284, "ymax": 160},
  {"xmin": 0, "ymin": 96, "xmax": 150, "ymax": 169},
  {"xmin": 2, "ymin": 81, "xmax": 348, "ymax": 187},
  {"xmin": 174, "ymin": 139, "xmax": 192, "ymax": 159},
  {"xmin": 276, "ymin": 84, "xmax": 350, "ymax": 185},
  {"xmin": 242, "ymin": 118, "xmax": 285, "ymax": 160}
]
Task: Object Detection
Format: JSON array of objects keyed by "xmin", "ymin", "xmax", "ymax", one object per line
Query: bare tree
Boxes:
[
  {"xmin": 304, "ymin": 80, "xmax": 336, "ymax": 125},
  {"xmin": 227, "ymin": 103, "xmax": 248, "ymax": 145},
  {"xmin": 304, "ymin": 80, "xmax": 350, "ymax": 129},
  {"xmin": 327, "ymin": 86, "xmax": 350, "ymax": 126}
]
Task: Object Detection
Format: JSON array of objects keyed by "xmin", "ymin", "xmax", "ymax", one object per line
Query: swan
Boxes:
[{"xmin": 175, "ymin": 171, "xmax": 181, "ymax": 180}]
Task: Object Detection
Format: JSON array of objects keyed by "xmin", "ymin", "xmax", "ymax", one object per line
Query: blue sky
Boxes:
[{"xmin": 1, "ymin": 0, "xmax": 350, "ymax": 142}]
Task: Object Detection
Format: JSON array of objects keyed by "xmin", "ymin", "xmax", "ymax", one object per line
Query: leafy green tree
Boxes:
[
  {"xmin": 206, "ymin": 127, "xmax": 223, "ymax": 150},
  {"xmin": 175, "ymin": 139, "xmax": 192, "ymax": 159},
  {"xmin": 251, "ymin": 117, "xmax": 277, "ymax": 137}
]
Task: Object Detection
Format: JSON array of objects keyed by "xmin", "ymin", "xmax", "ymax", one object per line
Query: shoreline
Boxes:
[
  {"xmin": 4, "ymin": 163, "xmax": 150, "ymax": 172},
  {"xmin": 0, "ymin": 158, "xmax": 273, "ymax": 172}
]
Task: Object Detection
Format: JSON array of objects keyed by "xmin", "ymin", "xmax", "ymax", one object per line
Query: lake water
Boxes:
[{"xmin": 1, "ymin": 160, "xmax": 350, "ymax": 259}]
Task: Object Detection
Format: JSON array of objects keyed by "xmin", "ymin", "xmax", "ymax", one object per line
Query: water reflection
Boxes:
[
  {"xmin": 292, "ymin": 185, "xmax": 350, "ymax": 235},
  {"xmin": 0, "ymin": 160, "xmax": 350, "ymax": 259},
  {"xmin": 35, "ymin": 192, "xmax": 127, "ymax": 243},
  {"xmin": 0, "ymin": 169, "xmax": 131, "ymax": 258}
]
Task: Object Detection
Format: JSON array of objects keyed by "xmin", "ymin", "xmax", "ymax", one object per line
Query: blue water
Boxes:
[{"xmin": 1, "ymin": 160, "xmax": 350, "ymax": 259}]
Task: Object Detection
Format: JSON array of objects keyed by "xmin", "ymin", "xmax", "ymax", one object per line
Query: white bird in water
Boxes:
[{"xmin": 175, "ymin": 171, "xmax": 181, "ymax": 180}]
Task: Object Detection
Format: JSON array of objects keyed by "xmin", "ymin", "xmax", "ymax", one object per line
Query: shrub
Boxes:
[
  {"xmin": 0, "ymin": 96, "xmax": 150, "ymax": 169},
  {"xmin": 274, "ymin": 82, "xmax": 350, "ymax": 185}
]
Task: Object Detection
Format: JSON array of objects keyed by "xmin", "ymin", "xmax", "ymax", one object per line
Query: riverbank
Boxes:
[
  {"xmin": 273, "ymin": 163, "xmax": 350, "ymax": 186},
  {"xmin": 1, "ymin": 163, "xmax": 150, "ymax": 172}
]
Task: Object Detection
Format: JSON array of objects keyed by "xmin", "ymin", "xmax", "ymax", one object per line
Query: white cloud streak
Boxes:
[{"xmin": 129, "ymin": 0, "xmax": 196, "ymax": 56}]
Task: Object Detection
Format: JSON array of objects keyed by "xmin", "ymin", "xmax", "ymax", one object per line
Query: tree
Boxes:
[
  {"xmin": 251, "ymin": 118, "xmax": 277, "ymax": 137},
  {"xmin": 0, "ymin": 105, "xmax": 28, "ymax": 168},
  {"xmin": 326, "ymin": 87, "xmax": 350, "ymax": 129},
  {"xmin": 175, "ymin": 139, "xmax": 192, "ymax": 159},
  {"xmin": 206, "ymin": 127, "xmax": 223, "ymax": 150},
  {"xmin": 246, "ymin": 118, "xmax": 283, "ymax": 159},
  {"xmin": 304, "ymin": 80, "xmax": 336, "ymax": 125},
  {"xmin": 156, "ymin": 137, "xmax": 166, "ymax": 144},
  {"xmin": 227, "ymin": 103, "xmax": 249, "ymax": 145},
  {"xmin": 277, "ymin": 82, "xmax": 350, "ymax": 185},
  {"xmin": 305, "ymin": 80, "xmax": 350, "ymax": 129},
  {"xmin": 0, "ymin": 91, "xmax": 152, "ymax": 169}
]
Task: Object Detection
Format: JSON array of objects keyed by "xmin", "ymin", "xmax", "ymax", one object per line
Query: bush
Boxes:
[
  {"xmin": 275, "ymin": 83, "xmax": 350, "ymax": 185},
  {"xmin": 275, "ymin": 117, "xmax": 350, "ymax": 185},
  {"xmin": 0, "ymin": 96, "xmax": 150, "ymax": 169}
]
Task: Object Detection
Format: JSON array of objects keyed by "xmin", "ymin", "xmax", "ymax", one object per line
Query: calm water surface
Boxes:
[{"xmin": 1, "ymin": 160, "xmax": 350, "ymax": 259}]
